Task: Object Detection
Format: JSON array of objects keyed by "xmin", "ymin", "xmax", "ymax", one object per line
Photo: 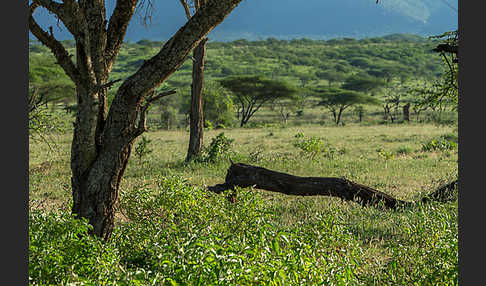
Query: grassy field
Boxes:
[{"xmin": 29, "ymin": 122, "xmax": 457, "ymax": 285}]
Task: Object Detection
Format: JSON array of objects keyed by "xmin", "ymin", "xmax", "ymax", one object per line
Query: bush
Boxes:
[
  {"xmin": 204, "ymin": 119, "xmax": 214, "ymax": 130},
  {"xmin": 292, "ymin": 134, "xmax": 347, "ymax": 160},
  {"xmin": 293, "ymin": 135, "xmax": 326, "ymax": 160},
  {"xmin": 422, "ymin": 138, "xmax": 457, "ymax": 152},
  {"xmin": 198, "ymin": 132, "xmax": 235, "ymax": 163},
  {"xmin": 115, "ymin": 176, "xmax": 365, "ymax": 285},
  {"xmin": 134, "ymin": 136, "xmax": 153, "ymax": 163},
  {"xmin": 29, "ymin": 211, "xmax": 122, "ymax": 285},
  {"xmin": 160, "ymin": 105, "xmax": 179, "ymax": 130}
]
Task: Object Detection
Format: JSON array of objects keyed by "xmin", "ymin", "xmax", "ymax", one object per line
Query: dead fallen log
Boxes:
[{"xmin": 207, "ymin": 163, "xmax": 458, "ymax": 209}]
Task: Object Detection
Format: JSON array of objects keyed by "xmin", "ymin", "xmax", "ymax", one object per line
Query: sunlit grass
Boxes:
[{"xmin": 29, "ymin": 122, "xmax": 457, "ymax": 285}]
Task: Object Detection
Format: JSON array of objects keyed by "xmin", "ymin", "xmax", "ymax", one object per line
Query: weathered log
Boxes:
[
  {"xmin": 207, "ymin": 163, "xmax": 458, "ymax": 209},
  {"xmin": 421, "ymin": 179, "xmax": 458, "ymax": 203}
]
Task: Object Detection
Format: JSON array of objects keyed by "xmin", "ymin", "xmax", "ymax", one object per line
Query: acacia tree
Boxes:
[
  {"xmin": 220, "ymin": 75, "xmax": 297, "ymax": 127},
  {"xmin": 274, "ymin": 97, "xmax": 299, "ymax": 125},
  {"xmin": 179, "ymin": 0, "xmax": 209, "ymax": 161},
  {"xmin": 316, "ymin": 88, "xmax": 380, "ymax": 125},
  {"xmin": 29, "ymin": 0, "xmax": 243, "ymax": 240}
]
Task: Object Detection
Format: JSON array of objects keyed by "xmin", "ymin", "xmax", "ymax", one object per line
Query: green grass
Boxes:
[{"xmin": 29, "ymin": 123, "xmax": 457, "ymax": 285}]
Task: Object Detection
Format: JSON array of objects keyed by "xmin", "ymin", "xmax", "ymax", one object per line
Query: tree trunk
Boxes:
[
  {"xmin": 30, "ymin": 0, "xmax": 244, "ymax": 240},
  {"xmin": 331, "ymin": 110, "xmax": 337, "ymax": 124},
  {"xmin": 208, "ymin": 163, "xmax": 458, "ymax": 209},
  {"xmin": 186, "ymin": 38, "xmax": 208, "ymax": 161},
  {"xmin": 70, "ymin": 75, "xmax": 146, "ymax": 240},
  {"xmin": 71, "ymin": 142, "xmax": 132, "ymax": 240},
  {"xmin": 336, "ymin": 107, "xmax": 344, "ymax": 125},
  {"xmin": 403, "ymin": 103, "xmax": 410, "ymax": 122}
]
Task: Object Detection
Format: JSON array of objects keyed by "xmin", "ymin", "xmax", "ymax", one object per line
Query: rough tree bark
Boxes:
[
  {"xmin": 29, "ymin": 0, "xmax": 243, "ymax": 240},
  {"xmin": 186, "ymin": 38, "xmax": 208, "ymax": 161},
  {"xmin": 208, "ymin": 163, "xmax": 458, "ymax": 209},
  {"xmin": 181, "ymin": 0, "xmax": 208, "ymax": 162}
]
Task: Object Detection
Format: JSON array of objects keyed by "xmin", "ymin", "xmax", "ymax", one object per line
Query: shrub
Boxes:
[
  {"xmin": 422, "ymin": 138, "xmax": 457, "ymax": 152},
  {"xmin": 376, "ymin": 147, "xmax": 394, "ymax": 160},
  {"xmin": 134, "ymin": 136, "xmax": 153, "ymax": 163},
  {"xmin": 200, "ymin": 132, "xmax": 235, "ymax": 163},
  {"xmin": 29, "ymin": 211, "xmax": 121, "ymax": 285},
  {"xmin": 293, "ymin": 135, "xmax": 326, "ymax": 160},
  {"xmin": 204, "ymin": 119, "xmax": 214, "ymax": 130},
  {"xmin": 440, "ymin": 133, "xmax": 458, "ymax": 143}
]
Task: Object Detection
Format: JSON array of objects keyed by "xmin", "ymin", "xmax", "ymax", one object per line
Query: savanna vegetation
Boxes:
[{"xmin": 29, "ymin": 31, "xmax": 458, "ymax": 284}]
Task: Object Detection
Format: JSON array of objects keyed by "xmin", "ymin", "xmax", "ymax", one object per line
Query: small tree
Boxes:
[
  {"xmin": 296, "ymin": 71, "xmax": 317, "ymax": 88},
  {"xmin": 274, "ymin": 97, "xmax": 299, "ymax": 124},
  {"xmin": 315, "ymin": 88, "xmax": 380, "ymax": 125},
  {"xmin": 160, "ymin": 105, "xmax": 178, "ymax": 130},
  {"xmin": 407, "ymin": 30, "xmax": 458, "ymax": 120},
  {"xmin": 382, "ymin": 83, "xmax": 415, "ymax": 123},
  {"xmin": 220, "ymin": 76, "xmax": 297, "ymax": 127}
]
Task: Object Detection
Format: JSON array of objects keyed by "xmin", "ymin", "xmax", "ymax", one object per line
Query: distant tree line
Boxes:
[{"xmin": 29, "ymin": 34, "xmax": 452, "ymax": 130}]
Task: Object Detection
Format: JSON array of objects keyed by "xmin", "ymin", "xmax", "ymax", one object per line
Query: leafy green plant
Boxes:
[
  {"xmin": 29, "ymin": 175, "xmax": 458, "ymax": 285},
  {"xmin": 422, "ymin": 138, "xmax": 457, "ymax": 152},
  {"xmin": 29, "ymin": 211, "xmax": 122, "ymax": 285},
  {"xmin": 134, "ymin": 136, "xmax": 153, "ymax": 163},
  {"xmin": 440, "ymin": 133, "xmax": 458, "ymax": 143},
  {"xmin": 198, "ymin": 132, "xmax": 235, "ymax": 163},
  {"xmin": 204, "ymin": 119, "xmax": 214, "ymax": 130},
  {"xmin": 293, "ymin": 136, "xmax": 326, "ymax": 160}
]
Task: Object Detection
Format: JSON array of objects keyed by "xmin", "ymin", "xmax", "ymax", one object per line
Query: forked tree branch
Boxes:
[
  {"xmin": 179, "ymin": 0, "xmax": 193, "ymax": 19},
  {"xmin": 134, "ymin": 90, "xmax": 177, "ymax": 137},
  {"xmin": 33, "ymin": 0, "xmax": 85, "ymax": 38},
  {"xmin": 29, "ymin": 3, "xmax": 81, "ymax": 85}
]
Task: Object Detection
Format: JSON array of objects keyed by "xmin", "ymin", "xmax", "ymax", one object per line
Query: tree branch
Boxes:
[
  {"xmin": 34, "ymin": 0, "xmax": 85, "ymax": 38},
  {"xmin": 96, "ymin": 79, "xmax": 123, "ymax": 92},
  {"xmin": 118, "ymin": 0, "xmax": 242, "ymax": 98},
  {"xmin": 105, "ymin": 0, "xmax": 139, "ymax": 71},
  {"xmin": 29, "ymin": 3, "xmax": 81, "ymax": 84},
  {"xmin": 179, "ymin": 0, "xmax": 192, "ymax": 19},
  {"xmin": 33, "ymin": 0, "xmax": 64, "ymax": 17},
  {"xmin": 134, "ymin": 90, "xmax": 177, "ymax": 137}
]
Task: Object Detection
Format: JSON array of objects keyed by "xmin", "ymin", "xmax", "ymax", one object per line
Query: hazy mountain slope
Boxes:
[{"xmin": 29, "ymin": 0, "xmax": 457, "ymax": 42}]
